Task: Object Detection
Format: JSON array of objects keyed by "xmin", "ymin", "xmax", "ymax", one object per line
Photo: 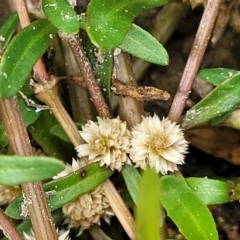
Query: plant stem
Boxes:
[
  {"xmin": 0, "ymin": 97, "xmax": 57, "ymax": 240},
  {"xmin": 34, "ymin": 76, "xmax": 81, "ymax": 147},
  {"xmin": 59, "ymin": 32, "xmax": 111, "ymax": 118},
  {"xmin": 113, "ymin": 51, "xmax": 144, "ymax": 127},
  {"xmin": 16, "ymin": 0, "xmax": 49, "ymax": 84},
  {"xmin": 0, "ymin": 208, "xmax": 23, "ymax": 240},
  {"xmin": 61, "ymin": 40, "xmax": 97, "ymax": 123},
  {"xmin": 103, "ymin": 180, "xmax": 135, "ymax": 240},
  {"xmin": 12, "ymin": 1, "xmax": 59, "ymax": 239},
  {"xmin": 168, "ymin": 0, "xmax": 221, "ymax": 122}
]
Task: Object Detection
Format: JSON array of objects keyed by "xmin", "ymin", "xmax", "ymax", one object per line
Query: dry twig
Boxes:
[{"xmin": 111, "ymin": 78, "xmax": 170, "ymax": 101}]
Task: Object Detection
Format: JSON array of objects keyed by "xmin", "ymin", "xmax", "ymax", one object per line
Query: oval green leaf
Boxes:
[
  {"xmin": 199, "ymin": 68, "xmax": 239, "ymax": 86},
  {"xmin": 122, "ymin": 164, "xmax": 141, "ymax": 205},
  {"xmin": 186, "ymin": 177, "xmax": 230, "ymax": 205},
  {"xmin": 85, "ymin": 0, "xmax": 170, "ymax": 51},
  {"xmin": 42, "ymin": 0, "xmax": 79, "ymax": 34},
  {"xmin": 160, "ymin": 175, "xmax": 218, "ymax": 240},
  {"xmin": 6, "ymin": 163, "xmax": 113, "ymax": 219},
  {"xmin": 119, "ymin": 24, "xmax": 169, "ymax": 65},
  {"xmin": 0, "ymin": 13, "xmax": 19, "ymax": 51},
  {"xmin": 136, "ymin": 168, "xmax": 161, "ymax": 240},
  {"xmin": 0, "ymin": 19, "xmax": 57, "ymax": 98},
  {"xmin": 181, "ymin": 72, "xmax": 240, "ymax": 129},
  {"xmin": 0, "ymin": 155, "xmax": 64, "ymax": 185}
]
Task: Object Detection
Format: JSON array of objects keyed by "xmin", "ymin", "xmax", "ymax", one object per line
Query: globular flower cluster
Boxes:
[
  {"xmin": 130, "ymin": 115, "xmax": 188, "ymax": 174},
  {"xmin": 76, "ymin": 117, "xmax": 131, "ymax": 171},
  {"xmin": 53, "ymin": 159, "xmax": 111, "ymax": 234},
  {"xmin": 76, "ymin": 114, "xmax": 188, "ymax": 175}
]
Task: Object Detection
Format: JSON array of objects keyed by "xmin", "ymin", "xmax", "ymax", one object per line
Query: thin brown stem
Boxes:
[
  {"xmin": 16, "ymin": 0, "xmax": 49, "ymax": 84},
  {"xmin": 34, "ymin": 76, "xmax": 82, "ymax": 147},
  {"xmin": 168, "ymin": 0, "xmax": 221, "ymax": 122},
  {"xmin": 0, "ymin": 208, "xmax": 23, "ymax": 240},
  {"xmin": 103, "ymin": 180, "xmax": 135, "ymax": 240},
  {"xmin": 12, "ymin": 1, "xmax": 58, "ymax": 239},
  {"xmin": 113, "ymin": 52, "xmax": 144, "ymax": 127},
  {"xmin": 0, "ymin": 97, "xmax": 57, "ymax": 240},
  {"xmin": 59, "ymin": 32, "xmax": 110, "ymax": 118}
]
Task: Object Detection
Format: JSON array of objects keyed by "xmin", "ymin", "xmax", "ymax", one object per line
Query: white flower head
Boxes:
[
  {"xmin": 62, "ymin": 185, "xmax": 110, "ymax": 234},
  {"xmin": 53, "ymin": 158, "xmax": 83, "ymax": 179},
  {"xmin": 53, "ymin": 159, "xmax": 112, "ymax": 234},
  {"xmin": 130, "ymin": 114, "xmax": 188, "ymax": 175},
  {"xmin": 76, "ymin": 117, "xmax": 131, "ymax": 171}
]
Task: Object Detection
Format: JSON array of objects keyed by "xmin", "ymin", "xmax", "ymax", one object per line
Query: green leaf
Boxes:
[
  {"xmin": 136, "ymin": 168, "xmax": 161, "ymax": 240},
  {"xmin": 160, "ymin": 175, "xmax": 218, "ymax": 240},
  {"xmin": 0, "ymin": 19, "xmax": 57, "ymax": 98},
  {"xmin": 119, "ymin": 24, "xmax": 168, "ymax": 65},
  {"xmin": 28, "ymin": 111, "xmax": 74, "ymax": 161},
  {"xmin": 18, "ymin": 98, "xmax": 41, "ymax": 127},
  {"xmin": 0, "ymin": 155, "xmax": 64, "ymax": 185},
  {"xmin": 122, "ymin": 164, "xmax": 141, "ymax": 205},
  {"xmin": 85, "ymin": 0, "xmax": 170, "ymax": 51},
  {"xmin": 186, "ymin": 178, "xmax": 230, "ymax": 205},
  {"xmin": 50, "ymin": 123, "xmax": 82, "ymax": 143},
  {"xmin": 199, "ymin": 68, "xmax": 239, "ymax": 86},
  {"xmin": 181, "ymin": 73, "xmax": 240, "ymax": 129},
  {"xmin": 0, "ymin": 13, "xmax": 19, "ymax": 51},
  {"xmin": 42, "ymin": 0, "xmax": 79, "ymax": 34},
  {"xmin": 85, "ymin": 38, "xmax": 113, "ymax": 107},
  {"xmin": 6, "ymin": 163, "xmax": 113, "ymax": 219}
]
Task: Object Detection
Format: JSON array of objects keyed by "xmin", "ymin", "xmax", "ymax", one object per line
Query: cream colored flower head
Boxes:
[
  {"xmin": 53, "ymin": 159, "xmax": 112, "ymax": 234},
  {"xmin": 130, "ymin": 114, "xmax": 188, "ymax": 175},
  {"xmin": 76, "ymin": 117, "xmax": 131, "ymax": 171}
]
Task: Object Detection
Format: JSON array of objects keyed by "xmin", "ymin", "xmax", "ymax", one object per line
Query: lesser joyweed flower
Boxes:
[
  {"xmin": 53, "ymin": 159, "xmax": 111, "ymax": 234},
  {"xmin": 76, "ymin": 117, "xmax": 131, "ymax": 171},
  {"xmin": 130, "ymin": 114, "xmax": 188, "ymax": 174}
]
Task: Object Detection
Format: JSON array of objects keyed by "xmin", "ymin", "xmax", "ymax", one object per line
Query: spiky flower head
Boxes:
[
  {"xmin": 53, "ymin": 159, "xmax": 111, "ymax": 234},
  {"xmin": 76, "ymin": 117, "xmax": 131, "ymax": 171},
  {"xmin": 62, "ymin": 185, "xmax": 109, "ymax": 234},
  {"xmin": 130, "ymin": 114, "xmax": 188, "ymax": 174}
]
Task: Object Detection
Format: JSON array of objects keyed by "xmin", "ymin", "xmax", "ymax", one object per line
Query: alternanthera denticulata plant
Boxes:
[{"xmin": 0, "ymin": 0, "xmax": 236, "ymax": 240}]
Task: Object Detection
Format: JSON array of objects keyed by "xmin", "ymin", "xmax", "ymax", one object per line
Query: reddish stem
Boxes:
[{"xmin": 168, "ymin": 0, "xmax": 221, "ymax": 122}]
